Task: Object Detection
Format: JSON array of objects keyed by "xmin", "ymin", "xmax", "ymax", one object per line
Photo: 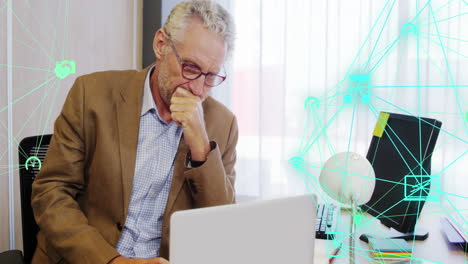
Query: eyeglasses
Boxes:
[{"xmin": 167, "ymin": 38, "xmax": 226, "ymax": 87}]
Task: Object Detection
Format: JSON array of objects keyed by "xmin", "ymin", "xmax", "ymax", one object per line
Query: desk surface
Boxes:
[{"xmin": 314, "ymin": 202, "xmax": 467, "ymax": 263}]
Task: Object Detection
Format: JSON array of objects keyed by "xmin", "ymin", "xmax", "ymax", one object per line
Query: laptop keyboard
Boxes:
[{"xmin": 316, "ymin": 203, "xmax": 339, "ymax": 240}]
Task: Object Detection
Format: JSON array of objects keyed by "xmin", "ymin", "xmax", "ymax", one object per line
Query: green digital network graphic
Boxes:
[
  {"xmin": 1, "ymin": 0, "xmax": 467, "ymax": 262},
  {"xmin": 290, "ymin": 1, "xmax": 468, "ymax": 263},
  {"xmin": 1, "ymin": 0, "xmax": 75, "ymax": 181},
  {"xmin": 404, "ymin": 175, "xmax": 441, "ymax": 202},
  {"xmin": 54, "ymin": 60, "xmax": 75, "ymax": 80},
  {"xmin": 327, "ymin": 231, "xmax": 344, "ymax": 258},
  {"xmin": 24, "ymin": 156, "xmax": 41, "ymax": 171}
]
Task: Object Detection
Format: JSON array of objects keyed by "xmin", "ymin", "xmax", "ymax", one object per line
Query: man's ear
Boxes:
[{"xmin": 153, "ymin": 29, "xmax": 167, "ymax": 60}]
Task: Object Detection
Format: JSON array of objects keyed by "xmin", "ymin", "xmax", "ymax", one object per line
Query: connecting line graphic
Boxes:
[
  {"xmin": 320, "ymin": 0, "xmax": 395, "ymax": 101},
  {"xmin": 290, "ymin": 1, "xmax": 468, "ymax": 263},
  {"xmin": 2, "ymin": 0, "xmax": 54, "ymax": 63},
  {"xmin": 370, "ymin": 93, "xmax": 468, "ymax": 145},
  {"xmin": 368, "ymin": 104, "xmax": 431, "ymax": 176},
  {"xmin": 1, "ymin": 0, "xmax": 467, "ymax": 263},
  {"xmin": 429, "ymin": 4, "xmax": 468, "ymax": 136},
  {"xmin": 0, "ymin": 75, "xmax": 56, "ymax": 113},
  {"xmin": 362, "ymin": 0, "xmax": 398, "ymax": 71},
  {"xmin": 0, "ymin": 64, "xmax": 51, "ymax": 72},
  {"xmin": 0, "ymin": 0, "xmax": 74, "ymax": 167},
  {"xmin": 0, "ymin": 1, "xmax": 74, "ymax": 250}
]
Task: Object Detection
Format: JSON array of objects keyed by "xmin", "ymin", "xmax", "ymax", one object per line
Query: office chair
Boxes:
[
  {"xmin": 18, "ymin": 134, "xmax": 52, "ymax": 263},
  {"xmin": 0, "ymin": 135, "xmax": 52, "ymax": 264}
]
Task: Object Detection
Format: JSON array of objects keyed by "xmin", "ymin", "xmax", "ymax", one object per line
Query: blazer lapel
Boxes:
[
  {"xmin": 116, "ymin": 66, "xmax": 151, "ymax": 218},
  {"xmin": 115, "ymin": 64, "xmax": 190, "ymax": 219}
]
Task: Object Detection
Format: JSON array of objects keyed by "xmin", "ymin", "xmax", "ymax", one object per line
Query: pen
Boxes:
[{"xmin": 329, "ymin": 243, "xmax": 343, "ymax": 264}]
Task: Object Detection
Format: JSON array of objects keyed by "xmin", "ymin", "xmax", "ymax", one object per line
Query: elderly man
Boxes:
[{"xmin": 31, "ymin": 1, "xmax": 237, "ymax": 263}]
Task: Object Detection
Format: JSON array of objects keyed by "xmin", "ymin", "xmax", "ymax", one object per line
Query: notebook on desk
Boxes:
[
  {"xmin": 368, "ymin": 237, "xmax": 412, "ymax": 260},
  {"xmin": 170, "ymin": 195, "xmax": 317, "ymax": 264}
]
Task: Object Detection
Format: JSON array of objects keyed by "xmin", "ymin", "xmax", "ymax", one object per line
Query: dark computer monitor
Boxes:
[{"xmin": 362, "ymin": 112, "xmax": 442, "ymax": 233}]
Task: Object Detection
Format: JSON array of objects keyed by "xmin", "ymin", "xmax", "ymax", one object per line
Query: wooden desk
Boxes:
[{"xmin": 314, "ymin": 202, "xmax": 467, "ymax": 263}]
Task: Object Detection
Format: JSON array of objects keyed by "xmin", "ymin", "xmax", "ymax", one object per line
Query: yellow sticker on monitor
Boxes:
[{"xmin": 373, "ymin": 112, "xmax": 390, "ymax": 137}]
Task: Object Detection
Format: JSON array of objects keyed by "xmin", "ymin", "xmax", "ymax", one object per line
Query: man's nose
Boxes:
[{"xmin": 188, "ymin": 75, "xmax": 206, "ymax": 96}]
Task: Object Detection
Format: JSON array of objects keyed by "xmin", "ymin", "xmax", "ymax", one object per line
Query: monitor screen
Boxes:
[{"xmin": 362, "ymin": 112, "xmax": 442, "ymax": 233}]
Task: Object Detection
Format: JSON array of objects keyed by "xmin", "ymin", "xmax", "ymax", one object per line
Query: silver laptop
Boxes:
[{"xmin": 170, "ymin": 194, "xmax": 317, "ymax": 264}]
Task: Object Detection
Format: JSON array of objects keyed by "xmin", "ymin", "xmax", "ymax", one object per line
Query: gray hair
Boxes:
[{"xmin": 163, "ymin": 0, "xmax": 235, "ymax": 59}]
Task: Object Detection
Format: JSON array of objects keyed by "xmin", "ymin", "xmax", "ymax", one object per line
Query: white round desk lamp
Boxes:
[{"xmin": 319, "ymin": 152, "xmax": 376, "ymax": 264}]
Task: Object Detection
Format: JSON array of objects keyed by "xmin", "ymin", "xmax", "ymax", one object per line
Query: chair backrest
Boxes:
[{"xmin": 18, "ymin": 134, "xmax": 52, "ymax": 264}]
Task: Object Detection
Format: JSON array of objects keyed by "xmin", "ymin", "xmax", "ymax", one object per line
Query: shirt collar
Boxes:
[
  {"xmin": 141, "ymin": 65, "xmax": 157, "ymax": 116},
  {"xmin": 141, "ymin": 66, "xmax": 177, "ymax": 126}
]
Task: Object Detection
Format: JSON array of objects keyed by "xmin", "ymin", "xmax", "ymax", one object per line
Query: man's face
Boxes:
[{"xmin": 157, "ymin": 19, "xmax": 227, "ymax": 107}]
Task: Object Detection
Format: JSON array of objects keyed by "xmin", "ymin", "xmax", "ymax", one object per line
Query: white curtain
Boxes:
[
  {"xmin": 226, "ymin": 0, "xmax": 468, "ymax": 205},
  {"xmin": 163, "ymin": 1, "xmax": 468, "ymax": 207}
]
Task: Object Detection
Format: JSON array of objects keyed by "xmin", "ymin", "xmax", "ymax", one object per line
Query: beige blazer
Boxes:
[{"xmin": 31, "ymin": 66, "xmax": 238, "ymax": 264}]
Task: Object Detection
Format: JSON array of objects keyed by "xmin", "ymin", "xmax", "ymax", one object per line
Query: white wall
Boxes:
[
  {"xmin": 0, "ymin": 2, "xmax": 10, "ymax": 251},
  {"xmin": 0, "ymin": 0, "xmax": 142, "ymax": 252}
]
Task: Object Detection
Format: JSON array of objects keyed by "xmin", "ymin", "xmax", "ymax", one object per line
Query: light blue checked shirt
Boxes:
[{"xmin": 116, "ymin": 66, "xmax": 182, "ymax": 258}]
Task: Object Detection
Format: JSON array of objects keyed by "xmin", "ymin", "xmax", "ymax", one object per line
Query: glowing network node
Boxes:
[
  {"xmin": 55, "ymin": 60, "xmax": 76, "ymax": 79},
  {"xmin": 361, "ymin": 94, "xmax": 370, "ymax": 104},
  {"xmin": 304, "ymin": 97, "xmax": 320, "ymax": 110},
  {"xmin": 350, "ymin": 74, "xmax": 370, "ymax": 90},
  {"xmin": 353, "ymin": 212, "xmax": 364, "ymax": 227},
  {"xmin": 349, "ymin": 74, "xmax": 370, "ymax": 83},
  {"xmin": 347, "ymin": 74, "xmax": 371, "ymax": 104},
  {"xmin": 403, "ymin": 175, "xmax": 440, "ymax": 202},
  {"xmin": 344, "ymin": 94, "xmax": 353, "ymax": 104},
  {"xmin": 289, "ymin": 156, "xmax": 305, "ymax": 170},
  {"xmin": 402, "ymin": 22, "xmax": 419, "ymax": 35},
  {"xmin": 25, "ymin": 156, "xmax": 42, "ymax": 170},
  {"xmin": 290, "ymin": 2, "xmax": 467, "ymax": 262}
]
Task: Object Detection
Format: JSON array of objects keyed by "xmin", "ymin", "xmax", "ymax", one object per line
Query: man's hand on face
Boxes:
[
  {"xmin": 109, "ymin": 256, "xmax": 170, "ymax": 264},
  {"xmin": 170, "ymin": 87, "xmax": 210, "ymax": 161}
]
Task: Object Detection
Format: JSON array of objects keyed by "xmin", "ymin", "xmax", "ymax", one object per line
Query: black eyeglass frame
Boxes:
[{"xmin": 166, "ymin": 36, "xmax": 227, "ymax": 87}]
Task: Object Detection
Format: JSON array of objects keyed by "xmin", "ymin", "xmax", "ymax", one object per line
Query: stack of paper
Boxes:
[{"xmin": 368, "ymin": 237, "xmax": 413, "ymax": 260}]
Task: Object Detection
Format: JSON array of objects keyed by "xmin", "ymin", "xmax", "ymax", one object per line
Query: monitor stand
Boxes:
[
  {"xmin": 386, "ymin": 227, "xmax": 429, "ymax": 240},
  {"xmin": 360, "ymin": 228, "xmax": 429, "ymax": 243}
]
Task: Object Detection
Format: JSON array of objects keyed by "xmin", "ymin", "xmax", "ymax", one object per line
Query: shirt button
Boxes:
[{"xmin": 117, "ymin": 222, "xmax": 123, "ymax": 231}]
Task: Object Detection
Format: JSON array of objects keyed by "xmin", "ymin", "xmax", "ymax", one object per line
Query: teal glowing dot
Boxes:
[
  {"xmin": 349, "ymin": 74, "xmax": 370, "ymax": 90},
  {"xmin": 353, "ymin": 213, "xmax": 364, "ymax": 227},
  {"xmin": 361, "ymin": 94, "xmax": 370, "ymax": 104},
  {"xmin": 304, "ymin": 97, "xmax": 320, "ymax": 110},
  {"xmin": 289, "ymin": 156, "xmax": 304, "ymax": 170},
  {"xmin": 349, "ymin": 74, "xmax": 370, "ymax": 82},
  {"xmin": 344, "ymin": 94, "xmax": 353, "ymax": 104},
  {"xmin": 55, "ymin": 60, "xmax": 76, "ymax": 79},
  {"xmin": 404, "ymin": 175, "xmax": 440, "ymax": 202},
  {"xmin": 402, "ymin": 22, "xmax": 418, "ymax": 34}
]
